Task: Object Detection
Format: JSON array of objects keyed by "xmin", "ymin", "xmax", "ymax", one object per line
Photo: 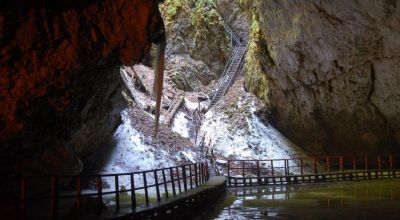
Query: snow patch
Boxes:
[
  {"xmin": 100, "ymin": 109, "xmax": 175, "ymax": 190},
  {"xmin": 171, "ymin": 111, "xmax": 190, "ymax": 138},
  {"xmin": 184, "ymin": 98, "xmax": 199, "ymax": 110},
  {"xmin": 179, "ymin": 151, "xmax": 196, "ymax": 163},
  {"xmin": 201, "ymin": 102, "xmax": 306, "ymax": 173}
]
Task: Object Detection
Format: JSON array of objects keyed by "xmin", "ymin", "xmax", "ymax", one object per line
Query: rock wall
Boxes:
[
  {"xmin": 0, "ymin": 0, "xmax": 164, "ymax": 174},
  {"xmin": 161, "ymin": 0, "xmax": 230, "ymax": 91},
  {"xmin": 242, "ymin": 0, "xmax": 400, "ymax": 154}
]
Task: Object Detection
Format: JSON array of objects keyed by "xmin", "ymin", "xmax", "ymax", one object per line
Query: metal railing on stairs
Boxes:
[
  {"xmin": 207, "ymin": 9, "xmax": 248, "ymax": 110},
  {"xmin": 207, "ymin": 42, "xmax": 248, "ymax": 110}
]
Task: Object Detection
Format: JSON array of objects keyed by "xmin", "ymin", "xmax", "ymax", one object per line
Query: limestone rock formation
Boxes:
[
  {"xmin": 240, "ymin": 0, "xmax": 400, "ymax": 154},
  {"xmin": 0, "ymin": 0, "xmax": 164, "ymax": 174},
  {"xmin": 161, "ymin": 0, "xmax": 230, "ymax": 91}
]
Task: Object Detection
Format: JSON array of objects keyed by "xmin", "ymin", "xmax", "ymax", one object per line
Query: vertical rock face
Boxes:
[
  {"xmin": 0, "ymin": 0, "xmax": 164, "ymax": 174},
  {"xmin": 244, "ymin": 0, "xmax": 400, "ymax": 154},
  {"xmin": 160, "ymin": 0, "xmax": 229, "ymax": 91}
]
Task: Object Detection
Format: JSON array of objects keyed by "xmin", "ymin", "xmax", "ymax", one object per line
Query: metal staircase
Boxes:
[
  {"xmin": 207, "ymin": 10, "xmax": 248, "ymax": 110},
  {"xmin": 207, "ymin": 41, "xmax": 248, "ymax": 110}
]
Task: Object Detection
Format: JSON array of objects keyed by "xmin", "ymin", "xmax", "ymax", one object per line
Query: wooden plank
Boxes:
[{"xmin": 163, "ymin": 97, "xmax": 184, "ymax": 126}]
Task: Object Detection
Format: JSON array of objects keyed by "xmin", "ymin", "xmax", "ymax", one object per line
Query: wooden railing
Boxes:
[
  {"xmin": 227, "ymin": 154, "xmax": 400, "ymax": 187},
  {"xmin": 18, "ymin": 163, "xmax": 209, "ymax": 219}
]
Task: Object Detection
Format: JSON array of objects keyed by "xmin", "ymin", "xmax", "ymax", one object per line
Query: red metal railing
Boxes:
[
  {"xmin": 227, "ymin": 154, "xmax": 400, "ymax": 186},
  {"xmin": 18, "ymin": 162, "xmax": 209, "ymax": 219}
]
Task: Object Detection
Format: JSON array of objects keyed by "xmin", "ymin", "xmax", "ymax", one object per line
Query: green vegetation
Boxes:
[
  {"xmin": 244, "ymin": 11, "xmax": 270, "ymax": 104},
  {"xmin": 161, "ymin": 0, "xmax": 218, "ymax": 27}
]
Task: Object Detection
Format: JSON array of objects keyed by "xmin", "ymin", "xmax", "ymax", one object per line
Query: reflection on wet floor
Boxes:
[{"xmin": 203, "ymin": 179, "xmax": 400, "ymax": 220}]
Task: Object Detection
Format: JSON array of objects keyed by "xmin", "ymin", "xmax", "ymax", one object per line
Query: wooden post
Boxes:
[
  {"xmin": 115, "ymin": 175, "xmax": 120, "ymax": 212},
  {"xmin": 352, "ymin": 156, "xmax": 356, "ymax": 171},
  {"xmin": 326, "ymin": 157, "xmax": 330, "ymax": 173},
  {"xmin": 256, "ymin": 161, "xmax": 261, "ymax": 185},
  {"xmin": 389, "ymin": 155, "xmax": 393, "ymax": 169},
  {"xmin": 130, "ymin": 174, "xmax": 136, "ymax": 210},
  {"xmin": 365, "ymin": 155, "xmax": 369, "ymax": 171},
  {"xmin": 20, "ymin": 178, "xmax": 26, "ymax": 220},
  {"xmin": 50, "ymin": 176, "xmax": 58, "ymax": 219},
  {"xmin": 227, "ymin": 161, "xmax": 231, "ymax": 186},
  {"xmin": 154, "ymin": 171, "xmax": 161, "ymax": 202},
  {"xmin": 143, "ymin": 173, "xmax": 149, "ymax": 206}
]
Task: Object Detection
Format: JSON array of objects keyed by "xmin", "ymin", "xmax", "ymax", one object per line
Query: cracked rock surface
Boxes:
[{"xmin": 239, "ymin": 0, "xmax": 400, "ymax": 153}]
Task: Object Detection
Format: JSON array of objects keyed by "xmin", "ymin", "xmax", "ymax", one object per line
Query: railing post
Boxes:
[
  {"xmin": 176, "ymin": 167, "xmax": 182, "ymax": 193},
  {"xmin": 189, "ymin": 164, "xmax": 193, "ymax": 189},
  {"xmin": 169, "ymin": 167, "xmax": 176, "ymax": 196},
  {"xmin": 182, "ymin": 165, "xmax": 188, "ymax": 192},
  {"xmin": 199, "ymin": 163, "xmax": 203, "ymax": 184},
  {"xmin": 352, "ymin": 156, "xmax": 356, "ymax": 171},
  {"xmin": 20, "ymin": 178, "xmax": 26, "ymax": 220},
  {"xmin": 162, "ymin": 169, "xmax": 169, "ymax": 199},
  {"xmin": 143, "ymin": 173, "xmax": 149, "ymax": 206},
  {"xmin": 242, "ymin": 161, "xmax": 245, "ymax": 178},
  {"xmin": 256, "ymin": 161, "xmax": 261, "ymax": 185},
  {"xmin": 130, "ymin": 173, "xmax": 136, "ymax": 210},
  {"xmin": 115, "ymin": 175, "xmax": 120, "ymax": 212},
  {"xmin": 76, "ymin": 176, "xmax": 81, "ymax": 211},
  {"xmin": 227, "ymin": 161, "xmax": 231, "ymax": 186},
  {"xmin": 284, "ymin": 159, "xmax": 288, "ymax": 175},
  {"xmin": 205, "ymin": 162, "xmax": 209, "ymax": 180},
  {"xmin": 154, "ymin": 170, "xmax": 161, "ymax": 202},
  {"xmin": 365, "ymin": 154, "xmax": 369, "ymax": 171},
  {"xmin": 389, "ymin": 155, "xmax": 393, "ymax": 169},
  {"xmin": 194, "ymin": 164, "xmax": 198, "ymax": 187},
  {"xmin": 96, "ymin": 176, "xmax": 103, "ymax": 206},
  {"xmin": 271, "ymin": 160, "xmax": 274, "ymax": 176},
  {"xmin": 326, "ymin": 157, "xmax": 330, "ymax": 173},
  {"xmin": 300, "ymin": 159, "xmax": 303, "ymax": 175},
  {"xmin": 339, "ymin": 156, "xmax": 344, "ymax": 172},
  {"xmin": 50, "ymin": 176, "xmax": 58, "ymax": 220}
]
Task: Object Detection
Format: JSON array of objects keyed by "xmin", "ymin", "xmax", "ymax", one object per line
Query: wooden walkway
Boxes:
[{"xmin": 17, "ymin": 163, "xmax": 210, "ymax": 219}]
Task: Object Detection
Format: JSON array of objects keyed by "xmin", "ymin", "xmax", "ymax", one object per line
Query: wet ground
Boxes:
[{"xmin": 202, "ymin": 179, "xmax": 400, "ymax": 220}]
